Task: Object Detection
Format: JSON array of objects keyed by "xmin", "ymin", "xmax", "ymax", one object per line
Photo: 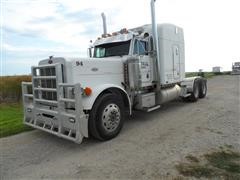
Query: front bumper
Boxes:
[{"xmin": 21, "ymin": 63, "xmax": 88, "ymax": 144}]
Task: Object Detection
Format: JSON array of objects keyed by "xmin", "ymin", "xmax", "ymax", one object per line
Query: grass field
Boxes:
[{"xmin": 0, "ymin": 103, "xmax": 32, "ymax": 138}]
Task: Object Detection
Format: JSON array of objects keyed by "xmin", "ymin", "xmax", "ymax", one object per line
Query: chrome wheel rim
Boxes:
[{"xmin": 102, "ymin": 103, "xmax": 121, "ymax": 132}]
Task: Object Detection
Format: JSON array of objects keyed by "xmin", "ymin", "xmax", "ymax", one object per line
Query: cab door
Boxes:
[{"xmin": 133, "ymin": 39, "xmax": 153, "ymax": 87}]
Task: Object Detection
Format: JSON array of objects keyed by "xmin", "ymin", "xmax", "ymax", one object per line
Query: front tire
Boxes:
[{"xmin": 89, "ymin": 93, "xmax": 125, "ymax": 141}]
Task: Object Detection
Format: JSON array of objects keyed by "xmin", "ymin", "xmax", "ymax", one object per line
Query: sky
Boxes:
[{"xmin": 1, "ymin": 0, "xmax": 240, "ymax": 75}]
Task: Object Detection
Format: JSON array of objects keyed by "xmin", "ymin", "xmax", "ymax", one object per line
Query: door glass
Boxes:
[{"xmin": 133, "ymin": 40, "xmax": 147, "ymax": 55}]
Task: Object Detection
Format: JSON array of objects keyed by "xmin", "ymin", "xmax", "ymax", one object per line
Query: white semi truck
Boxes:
[{"xmin": 22, "ymin": 0, "xmax": 207, "ymax": 143}]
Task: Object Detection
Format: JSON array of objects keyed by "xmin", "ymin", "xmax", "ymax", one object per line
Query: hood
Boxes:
[{"xmin": 66, "ymin": 56, "xmax": 126, "ymax": 76}]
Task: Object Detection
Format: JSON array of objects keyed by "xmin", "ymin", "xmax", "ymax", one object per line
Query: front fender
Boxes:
[
  {"xmin": 81, "ymin": 84, "xmax": 131, "ymax": 114},
  {"xmin": 181, "ymin": 76, "xmax": 201, "ymax": 92}
]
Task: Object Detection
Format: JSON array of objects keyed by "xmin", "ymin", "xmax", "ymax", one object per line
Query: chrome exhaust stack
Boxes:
[
  {"xmin": 101, "ymin": 12, "xmax": 107, "ymax": 35},
  {"xmin": 150, "ymin": 0, "xmax": 161, "ymax": 88}
]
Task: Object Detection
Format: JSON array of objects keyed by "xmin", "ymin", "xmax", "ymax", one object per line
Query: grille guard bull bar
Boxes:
[{"xmin": 22, "ymin": 63, "xmax": 88, "ymax": 144}]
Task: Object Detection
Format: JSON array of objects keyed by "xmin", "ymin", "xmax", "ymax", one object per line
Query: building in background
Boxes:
[{"xmin": 212, "ymin": 66, "xmax": 222, "ymax": 73}]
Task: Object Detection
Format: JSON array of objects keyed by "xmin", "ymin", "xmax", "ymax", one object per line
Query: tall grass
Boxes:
[{"xmin": 0, "ymin": 76, "xmax": 31, "ymax": 103}]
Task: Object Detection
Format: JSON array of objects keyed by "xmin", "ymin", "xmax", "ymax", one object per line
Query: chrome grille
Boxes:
[{"xmin": 32, "ymin": 64, "xmax": 63, "ymax": 103}]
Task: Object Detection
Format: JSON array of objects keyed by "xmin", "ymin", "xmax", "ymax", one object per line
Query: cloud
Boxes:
[
  {"xmin": 1, "ymin": 0, "xmax": 135, "ymax": 51},
  {"xmin": 2, "ymin": 0, "xmax": 89, "ymax": 47},
  {"xmin": 1, "ymin": 42, "xmax": 86, "ymax": 75},
  {"xmin": 29, "ymin": 16, "xmax": 58, "ymax": 24},
  {"xmin": 3, "ymin": 43, "xmax": 79, "ymax": 53},
  {"xmin": 2, "ymin": 44, "xmax": 87, "ymax": 62}
]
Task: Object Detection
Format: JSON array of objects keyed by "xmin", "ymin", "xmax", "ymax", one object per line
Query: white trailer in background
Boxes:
[
  {"xmin": 22, "ymin": 0, "xmax": 207, "ymax": 143},
  {"xmin": 232, "ymin": 62, "xmax": 240, "ymax": 75}
]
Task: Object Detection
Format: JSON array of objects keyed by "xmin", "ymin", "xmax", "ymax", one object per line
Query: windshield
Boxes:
[{"xmin": 93, "ymin": 40, "xmax": 130, "ymax": 58}]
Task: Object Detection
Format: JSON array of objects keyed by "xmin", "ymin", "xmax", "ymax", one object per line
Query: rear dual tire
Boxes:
[
  {"xmin": 189, "ymin": 79, "xmax": 200, "ymax": 102},
  {"xmin": 184, "ymin": 78, "xmax": 207, "ymax": 102},
  {"xmin": 199, "ymin": 79, "xmax": 207, "ymax": 98}
]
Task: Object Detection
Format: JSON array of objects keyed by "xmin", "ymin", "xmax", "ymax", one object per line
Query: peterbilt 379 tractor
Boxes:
[{"xmin": 22, "ymin": 0, "xmax": 207, "ymax": 143}]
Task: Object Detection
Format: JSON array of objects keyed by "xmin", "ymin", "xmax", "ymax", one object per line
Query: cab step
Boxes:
[{"xmin": 143, "ymin": 105, "xmax": 161, "ymax": 112}]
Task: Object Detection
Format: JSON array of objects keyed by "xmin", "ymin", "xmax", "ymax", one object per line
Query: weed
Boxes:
[
  {"xmin": 176, "ymin": 149, "xmax": 240, "ymax": 179},
  {"xmin": 176, "ymin": 163, "xmax": 215, "ymax": 178},
  {"xmin": 225, "ymin": 144, "xmax": 234, "ymax": 149},
  {"xmin": 205, "ymin": 150, "xmax": 240, "ymax": 173},
  {"xmin": 185, "ymin": 155, "xmax": 199, "ymax": 163}
]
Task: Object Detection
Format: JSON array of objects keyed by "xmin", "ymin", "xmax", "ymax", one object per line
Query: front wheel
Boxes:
[{"xmin": 89, "ymin": 93, "xmax": 125, "ymax": 141}]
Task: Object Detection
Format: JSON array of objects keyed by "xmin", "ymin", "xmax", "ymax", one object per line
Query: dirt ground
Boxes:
[{"xmin": 0, "ymin": 75, "xmax": 239, "ymax": 179}]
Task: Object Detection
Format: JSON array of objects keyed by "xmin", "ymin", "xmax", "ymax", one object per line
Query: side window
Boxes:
[
  {"xmin": 133, "ymin": 40, "xmax": 147, "ymax": 55},
  {"xmin": 139, "ymin": 41, "xmax": 146, "ymax": 55}
]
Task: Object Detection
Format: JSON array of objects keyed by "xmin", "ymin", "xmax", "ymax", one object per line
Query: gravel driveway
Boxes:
[{"xmin": 0, "ymin": 75, "xmax": 239, "ymax": 179}]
